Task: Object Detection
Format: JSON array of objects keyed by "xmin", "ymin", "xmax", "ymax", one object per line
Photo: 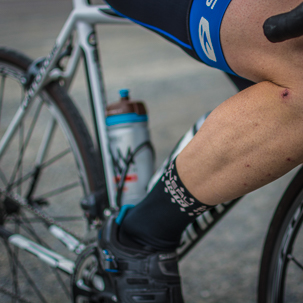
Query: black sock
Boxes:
[{"xmin": 118, "ymin": 158, "xmax": 213, "ymax": 251}]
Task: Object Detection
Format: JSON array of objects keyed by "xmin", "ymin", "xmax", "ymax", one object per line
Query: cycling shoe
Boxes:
[{"xmin": 98, "ymin": 213, "xmax": 184, "ymax": 303}]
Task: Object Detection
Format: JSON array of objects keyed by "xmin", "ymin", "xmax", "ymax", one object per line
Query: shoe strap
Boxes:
[{"xmin": 101, "ymin": 248, "xmax": 148, "ymax": 274}]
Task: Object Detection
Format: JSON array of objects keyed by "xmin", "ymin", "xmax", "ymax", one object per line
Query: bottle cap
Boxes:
[
  {"xmin": 119, "ymin": 89, "xmax": 129, "ymax": 99},
  {"xmin": 106, "ymin": 89, "xmax": 148, "ymax": 126}
]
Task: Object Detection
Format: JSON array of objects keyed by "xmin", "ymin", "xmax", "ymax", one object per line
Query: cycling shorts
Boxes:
[{"xmin": 105, "ymin": 0, "xmax": 235, "ymax": 75}]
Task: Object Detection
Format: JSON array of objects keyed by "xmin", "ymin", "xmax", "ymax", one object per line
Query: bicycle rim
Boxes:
[
  {"xmin": 258, "ymin": 167, "xmax": 303, "ymax": 303},
  {"xmin": 0, "ymin": 48, "xmax": 101, "ymax": 302}
]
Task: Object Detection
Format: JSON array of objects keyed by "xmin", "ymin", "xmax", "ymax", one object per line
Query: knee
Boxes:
[{"xmin": 258, "ymin": 81, "xmax": 303, "ymax": 117}]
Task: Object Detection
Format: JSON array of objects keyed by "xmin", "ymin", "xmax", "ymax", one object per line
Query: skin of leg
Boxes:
[{"xmin": 176, "ymin": 0, "xmax": 303, "ymax": 205}]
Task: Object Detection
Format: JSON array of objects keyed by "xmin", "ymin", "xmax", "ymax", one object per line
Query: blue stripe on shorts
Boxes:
[{"xmin": 189, "ymin": 0, "xmax": 235, "ymax": 75}]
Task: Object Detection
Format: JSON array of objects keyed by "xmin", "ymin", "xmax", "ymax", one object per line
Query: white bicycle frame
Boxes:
[{"xmin": 0, "ymin": 0, "xmax": 130, "ymax": 209}]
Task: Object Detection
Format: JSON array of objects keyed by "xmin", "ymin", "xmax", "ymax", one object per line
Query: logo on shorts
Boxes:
[
  {"xmin": 206, "ymin": 0, "xmax": 218, "ymax": 9},
  {"xmin": 199, "ymin": 17, "xmax": 217, "ymax": 62}
]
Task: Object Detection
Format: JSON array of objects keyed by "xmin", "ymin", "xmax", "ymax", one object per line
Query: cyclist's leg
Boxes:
[
  {"xmin": 117, "ymin": 0, "xmax": 303, "ymax": 245},
  {"xmin": 177, "ymin": 80, "xmax": 303, "ymax": 204},
  {"xmin": 177, "ymin": 0, "xmax": 303, "ymax": 205},
  {"xmin": 99, "ymin": 1, "xmax": 303, "ymax": 301}
]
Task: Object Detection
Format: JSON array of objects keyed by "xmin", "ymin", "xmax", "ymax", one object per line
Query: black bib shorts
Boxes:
[{"xmin": 105, "ymin": 0, "xmax": 235, "ymax": 75}]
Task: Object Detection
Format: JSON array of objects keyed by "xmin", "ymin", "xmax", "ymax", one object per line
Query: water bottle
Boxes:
[{"xmin": 106, "ymin": 89, "xmax": 155, "ymax": 206}]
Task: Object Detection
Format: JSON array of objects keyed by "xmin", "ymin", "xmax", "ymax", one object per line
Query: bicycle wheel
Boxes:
[
  {"xmin": 258, "ymin": 166, "xmax": 303, "ymax": 303},
  {"xmin": 0, "ymin": 47, "xmax": 104, "ymax": 302}
]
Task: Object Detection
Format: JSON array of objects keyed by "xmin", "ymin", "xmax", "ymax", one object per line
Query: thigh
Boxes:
[{"xmin": 221, "ymin": 0, "xmax": 303, "ymax": 86}]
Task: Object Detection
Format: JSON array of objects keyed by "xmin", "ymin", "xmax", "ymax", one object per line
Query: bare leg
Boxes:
[
  {"xmin": 177, "ymin": 0, "xmax": 303, "ymax": 205},
  {"xmin": 177, "ymin": 81, "xmax": 303, "ymax": 205},
  {"xmin": 98, "ymin": 4, "xmax": 303, "ymax": 300}
]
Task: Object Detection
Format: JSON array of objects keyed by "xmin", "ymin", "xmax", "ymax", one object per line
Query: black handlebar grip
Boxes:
[{"xmin": 263, "ymin": 3, "xmax": 303, "ymax": 43}]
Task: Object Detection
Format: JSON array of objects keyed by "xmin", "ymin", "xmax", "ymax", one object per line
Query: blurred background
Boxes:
[{"xmin": 0, "ymin": 0, "xmax": 299, "ymax": 302}]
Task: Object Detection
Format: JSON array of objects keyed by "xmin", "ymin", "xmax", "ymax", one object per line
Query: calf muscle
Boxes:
[{"xmin": 176, "ymin": 81, "xmax": 303, "ymax": 205}]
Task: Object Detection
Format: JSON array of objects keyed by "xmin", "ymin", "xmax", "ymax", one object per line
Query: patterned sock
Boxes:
[{"xmin": 118, "ymin": 158, "xmax": 213, "ymax": 251}]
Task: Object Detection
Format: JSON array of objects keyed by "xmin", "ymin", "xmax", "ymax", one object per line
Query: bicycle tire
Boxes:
[
  {"xmin": 0, "ymin": 47, "xmax": 104, "ymax": 302},
  {"xmin": 258, "ymin": 166, "xmax": 303, "ymax": 303}
]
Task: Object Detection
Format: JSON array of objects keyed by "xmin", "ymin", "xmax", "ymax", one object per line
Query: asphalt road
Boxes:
[{"xmin": 0, "ymin": 1, "xmax": 300, "ymax": 302}]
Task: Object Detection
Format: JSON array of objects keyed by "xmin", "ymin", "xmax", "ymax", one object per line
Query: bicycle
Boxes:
[{"xmin": 0, "ymin": 0, "xmax": 302, "ymax": 302}]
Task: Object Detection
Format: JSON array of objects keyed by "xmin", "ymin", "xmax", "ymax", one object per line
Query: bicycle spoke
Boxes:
[
  {"xmin": 8, "ymin": 99, "xmax": 44, "ymax": 189},
  {"xmin": 1, "ymin": 189, "xmax": 83, "ymax": 242},
  {"xmin": 16, "ymin": 86, "xmax": 25, "ymax": 197},
  {"xmin": 24, "ymin": 118, "xmax": 58, "ymax": 199},
  {"xmin": 5, "ymin": 235, "xmax": 19, "ymax": 303},
  {"xmin": 287, "ymin": 254, "xmax": 303, "ymax": 271},
  {"xmin": 0, "ymin": 168, "xmax": 8, "ymax": 185},
  {"xmin": 0, "ymin": 74, "xmax": 6, "ymax": 125},
  {"xmin": 40, "ymin": 147, "xmax": 72, "ymax": 169},
  {"xmin": 14, "ymin": 212, "xmax": 46, "ymax": 245},
  {"xmin": 4, "ymin": 240, "xmax": 48, "ymax": 303},
  {"xmin": 35, "ymin": 117, "xmax": 57, "ymax": 166},
  {"xmin": 8, "ymin": 169, "xmax": 39, "ymax": 192},
  {"xmin": 8, "ymin": 148, "xmax": 72, "ymax": 193},
  {"xmin": 17, "ymin": 119, "xmax": 24, "ymax": 196},
  {"xmin": 13, "ymin": 220, "xmax": 20, "ymax": 303},
  {"xmin": 33, "ymin": 181, "xmax": 80, "ymax": 200},
  {"xmin": 14, "ymin": 213, "xmax": 70, "ymax": 298},
  {"xmin": 0, "ymin": 284, "xmax": 32, "ymax": 303},
  {"xmin": 0, "ymin": 104, "xmax": 26, "ymax": 159}
]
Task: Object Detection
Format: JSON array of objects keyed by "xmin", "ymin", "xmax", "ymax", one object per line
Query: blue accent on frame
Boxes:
[
  {"xmin": 105, "ymin": 269, "xmax": 119, "ymax": 273},
  {"xmin": 106, "ymin": 113, "xmax": 148, "ymax": 126},
  {"xmin": 189, "ymin": 0, "xmax": 235, "ymax": 75},
  {"xmin": 116, "ymin": 204, "xmax": 135, "ymax": 225}
]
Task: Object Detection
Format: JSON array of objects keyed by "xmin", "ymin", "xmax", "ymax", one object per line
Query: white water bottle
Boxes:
[{"xmin": 106, "ymin": 89, "xmax": 155, "ymax": 206}]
